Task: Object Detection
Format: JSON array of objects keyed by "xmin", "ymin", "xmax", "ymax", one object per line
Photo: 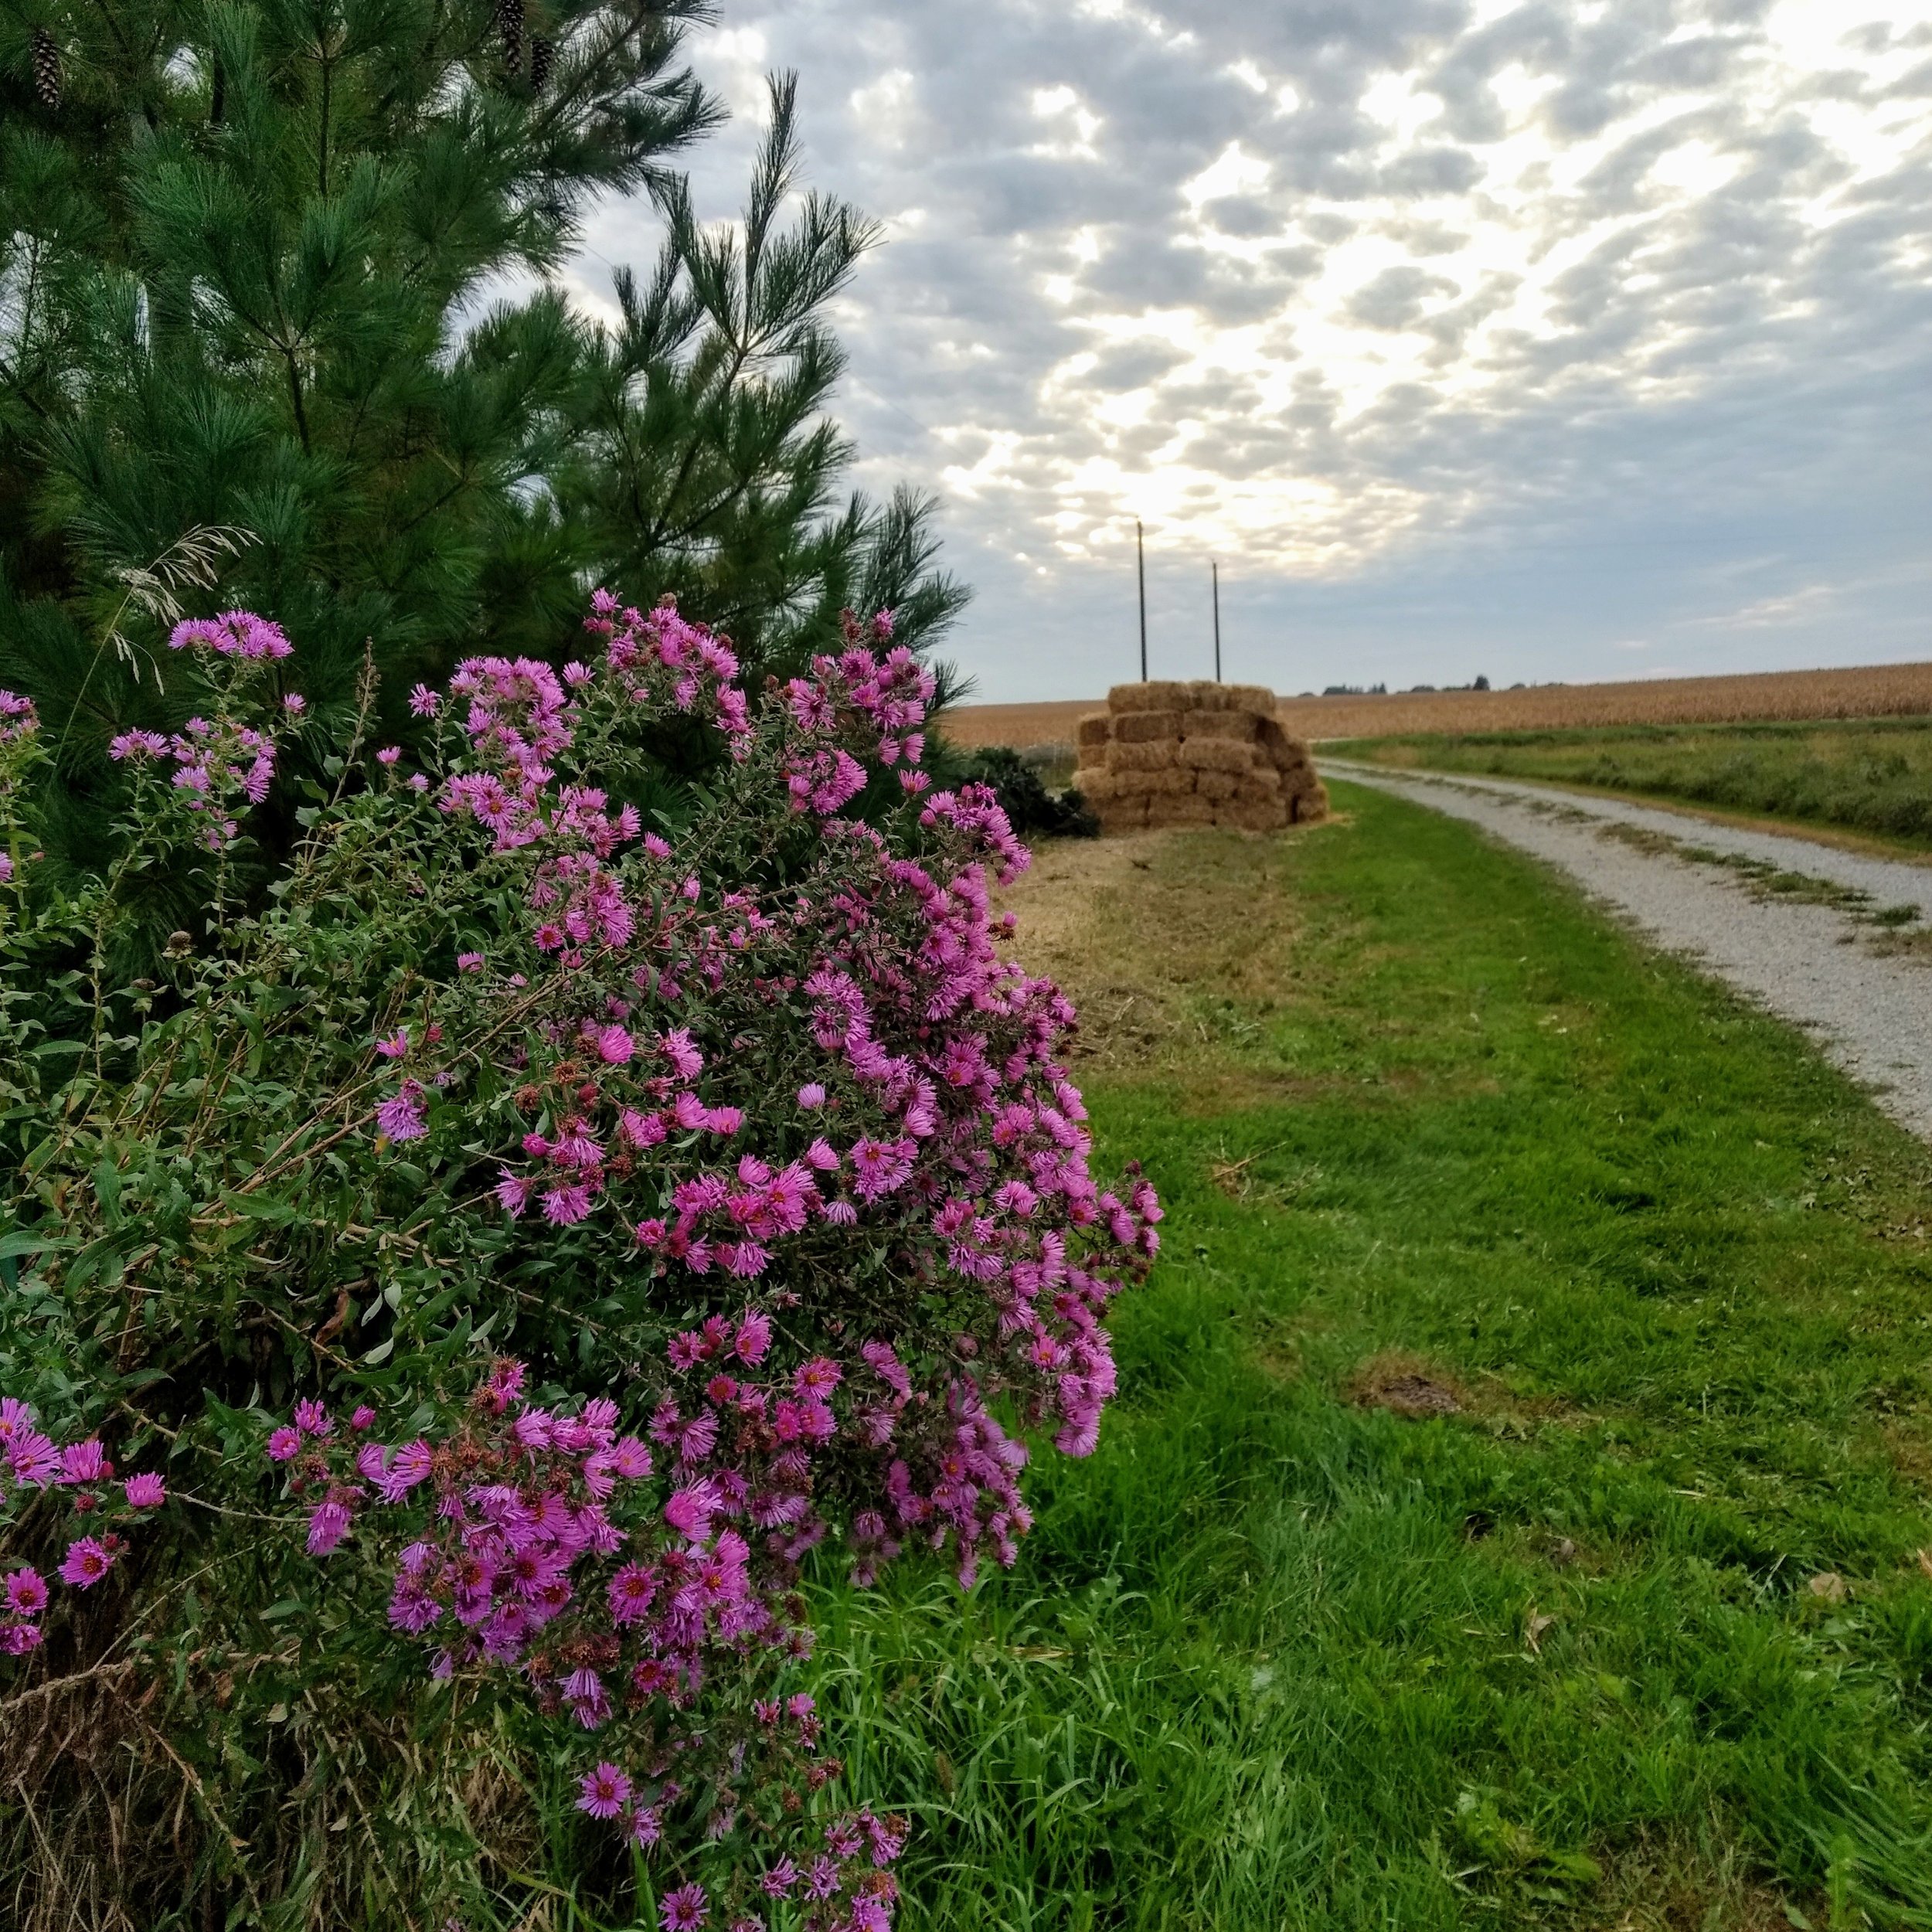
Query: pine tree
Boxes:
[
  {"xmin": 558, "ymin": 74, "xmax": 969, "ymax": 681},
  {"xmin": 0, "ymin": 0, "xmax": 717, "ymax": 850},
  {"xmin": 3, "ymin": 5, "xmax": 968, "ymax": 893}
]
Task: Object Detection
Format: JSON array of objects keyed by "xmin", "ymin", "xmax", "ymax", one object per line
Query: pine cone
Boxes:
[
  {"xmin": 529, "ymin": 34, "xmax": 553, "ymax": 92},
  {"xmin": 30, "ymin": 26, "xmax": 60, "ymax": 110},
  {"xmin": 492, "ymin": 0, "xmax": 522, "ymax": 70}
]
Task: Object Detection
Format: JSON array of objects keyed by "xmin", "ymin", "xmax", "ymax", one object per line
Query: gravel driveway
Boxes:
[{"xmin": 1321, "ymin": 760, "xmax": 1932, "ymax": 1141}]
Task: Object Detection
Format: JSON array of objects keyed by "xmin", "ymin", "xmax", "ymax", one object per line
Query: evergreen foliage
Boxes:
[
  {"xmin": 0, "ymin": 4, "xmax": 967, "ymax": 869},
  {"xmin": 557, "ymin": 74, "xmax": 968, "ymax": 679},
  {"xmin": 958, "ymin": 746, "xmax": 1098, "ymax": 841}
]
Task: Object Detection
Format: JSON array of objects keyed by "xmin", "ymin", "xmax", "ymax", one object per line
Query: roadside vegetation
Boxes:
[
  {"xmin": 809, "ymin": 780, "xmax": 1932, "ymax": 1930},
  {"xmin": 1325, "ymin": 719, "xmax": 1932, "ymax": 851}
]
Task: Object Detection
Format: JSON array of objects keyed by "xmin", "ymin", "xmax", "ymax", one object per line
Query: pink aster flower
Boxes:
[
  {"xmin": 457, "ymin": 951, "xmax": 484, "ymax": 972},
  {"xmin": 733, "ymin": 1311, "xmax": 772, "ymax": 1366},
  {"xmin": 593, "ymin": 1023, "xmax": 634, "ymax": 1064},
  {"xmin": 307, "ymin": 1501, "xmax": 352, "ymax": 1555},
  {"xmin": 294, "ymin": 1399, "xmax": 332, "ymax": 1438},
  {"xmin": 577, "ymin": 1762, "xmax": 631, "ymax": 1820},
  {"xmin": 607, "ymin": 1561, "xmax": 658, "ymax": 1624},
  {"xmin": 376, "ymin": 746, "xmax": 402, "ymax": 766},
  {"xmin": 377, "ymin": 1086, "xmax": 427, "ymax": 1141},
  {"xmin": 282, "ymin": 692, "xmax": 307, "ymax": 713},
  {"xmin": 59, "ymin": 1537, "xmax": 114, "ymax": 1588},
  {"xmin": 374, "ymin": 1028, "xmax": 409, "ymax": 1059},
  {"xmin": 661, "ymin": 1883, "xmax": 709, "ymax": 1931},
  {"xmin": 797, "ymin": 1083, "xmax": 826, "ymax": 1110},
  {"xmin": 5, "ymin": 1567, "xmax": 49, "ymax": 1616},
  {"xmin": 664, "ymin": 1479, "xmax": 722, "ymax": 1539},
  {"xmin": 60, "ymin": 1440, "xmax": 109, "ymax": 1484},
  {"xmin": 267, "ymin": 1425, "xmax": 301, "ymax": 1462},
  {"xmin": 541, "ymin": 1183, "xmax": 593, "ymax": 1226},
  {"xmin": 123, "ymin": 1472, "xmax": 166, "ymax": 1509}
]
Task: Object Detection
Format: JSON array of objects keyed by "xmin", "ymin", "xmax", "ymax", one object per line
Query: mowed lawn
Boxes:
[
  {"xmin": 812, "ymin": 780, "xmax": 1932, "ymax": 1931},
  {"xmin": 1325, "ymin": 719, "xmax": 1932, "ymax": 853}
]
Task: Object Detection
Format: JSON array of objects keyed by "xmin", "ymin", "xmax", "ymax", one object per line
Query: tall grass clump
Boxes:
[{"xmin": 0, "ymin": 597, "xmax": 1157, "ymax": 1929}]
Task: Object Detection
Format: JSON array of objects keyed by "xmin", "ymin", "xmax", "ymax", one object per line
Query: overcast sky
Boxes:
[{"xmin": 577, "ymin": 0, "xmax": 1932, "ymax": 702}]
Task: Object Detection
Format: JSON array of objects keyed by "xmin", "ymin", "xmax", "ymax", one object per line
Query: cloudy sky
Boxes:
[{"xmin": 577, "ymin": 0, "xmax": 1932, "ymax": 702}]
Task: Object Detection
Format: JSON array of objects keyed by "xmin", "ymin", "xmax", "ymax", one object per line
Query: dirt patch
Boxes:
[{"xmin": 1349, "ymin": 1352, "xmax": 1466, "ymax": 1418}]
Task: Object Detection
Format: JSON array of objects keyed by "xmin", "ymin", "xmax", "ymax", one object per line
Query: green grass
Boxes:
[
  {"xmin": 1323, "ymin": 719, "xmax": 1932, "ymax": 851},
  {"xmin": 805, "ymin": 781, "xmax": 1932, "ymax": 1931}
]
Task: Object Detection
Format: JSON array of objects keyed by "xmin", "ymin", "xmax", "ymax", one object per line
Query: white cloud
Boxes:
[{"xmin": 589, "ymin": 0, "xmax": 1932, "ymax": 698}]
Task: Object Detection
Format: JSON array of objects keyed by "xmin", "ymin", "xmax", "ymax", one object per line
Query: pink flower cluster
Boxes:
[
  {"xmin": 338, "ymin": 592, "xmax": 1162, "ymax": 1594},
  {"xmin": 97, "ymin": 612, "xmax": 301, "ymax": 847},
  {"xmin": 275, "ymin": 1362, "xmax": 906, "ymax": 1927},
  {"xmin": 159, "ymin": 587, "xmax": 1158, "ymax": 1912},
  {"xmin": 0, "ymin": 1398, "xmax": 168, "ymax": 1654},
  {"xmin": 0, "ymin": 690, "xmax": 35, "ymax": 750},
  {"xmin": 109, "ymin": 715, "xmax": 281, "ymax": 845},
  {"xmin": 167, "ymin": 611, "xmax": 294, "ymax": 660},
  {"xmin": 590, "ymin": 593, "xmax": 752, "ymax": 751},
  {"xmin": 0, "ymin": 690, "xmax": 36, "ymax": 884},
  {"xmin": 783, "ymin": 614, "xmax": 935, "ymax": 812}
]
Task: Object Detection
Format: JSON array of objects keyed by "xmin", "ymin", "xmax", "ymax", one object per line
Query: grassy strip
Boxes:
[
  {"xmin": 1322, "ymin": 719, "xmax": 1932, "ymax": 853},
  {"xmin": 807, "ymin": 782, "xmax": 1932, "ymax": 1931}
]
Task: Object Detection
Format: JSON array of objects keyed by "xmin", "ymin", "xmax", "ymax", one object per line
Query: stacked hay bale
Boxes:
[{"xmin": 1072, "ymin": 681, "xmax": 1328, "ymax": 835}]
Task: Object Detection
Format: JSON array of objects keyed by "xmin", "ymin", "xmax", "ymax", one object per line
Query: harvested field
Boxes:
[{"xmin": 940, "ymin": 660, "xmax": 1932, "ymax": 749}]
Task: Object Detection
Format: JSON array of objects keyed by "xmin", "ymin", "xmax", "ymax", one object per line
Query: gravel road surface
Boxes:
[{"xmin": 1321, "ymin": 760, "xmax": 1932, "ymax": 1140}]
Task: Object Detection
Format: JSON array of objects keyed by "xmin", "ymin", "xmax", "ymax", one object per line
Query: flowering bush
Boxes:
[{"xmin": 0, "ymin": 593, "xmax": 1156, "ymax": 1925}]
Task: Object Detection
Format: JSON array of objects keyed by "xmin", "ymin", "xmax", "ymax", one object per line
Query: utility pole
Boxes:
[
  {"xmin": 1212, "ymin": 560, "xmax": 1222, "ymax": 682},
  {"xmin": 1131, "ymin": 518, "xmax": 1146, "ymax": 683}
]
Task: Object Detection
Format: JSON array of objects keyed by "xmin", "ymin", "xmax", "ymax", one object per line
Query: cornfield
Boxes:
[{"xmin": 943, "ymin": 662, "xmax": 1932, "ymax": 750}]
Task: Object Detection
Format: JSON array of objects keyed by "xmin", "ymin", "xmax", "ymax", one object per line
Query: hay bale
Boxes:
[
  {"xmin": 1107, "ymin": 739, "xmax": 1182, "ymax": 774},
  {"xmin": 1077, "ymin": 678, "xmax": 1322, "ymax": 836},
  {"xmin": 1150, "ymin": 793, "xmax": 1216, "ymax": 828},
  {"xmin": 1183, "ymin": 709, "xmax": 1257, "ymax": 742},
  {"xmin": 1288, "ymin": 782, "xmax": 1329, "ymax": 824},
  {"xmin": 1115, "ymin": 709, "xmax": 1185, "ymax": 744},
  {"xmin": 1108, "ymin": 681, "xmax": 1188, "ymax": 713},
  {"xmin": 1219, "ymin": 798, "xmax": 1287, "ymax": 833},
  {"xmin": 1141, "ymin": 766, "xmax": 1197, "ymax": 798},
  {"xmin": 1178, "ymin": 738, "xmax": 1257, "ymax": 774}
]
